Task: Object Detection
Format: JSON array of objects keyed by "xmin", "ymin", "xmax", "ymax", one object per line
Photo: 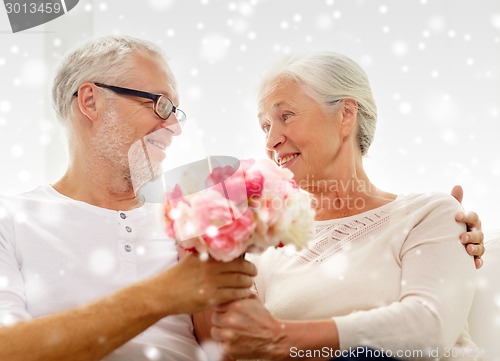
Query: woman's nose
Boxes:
[{"xmin": 265, "ymin": 124, "xmax": 285, "ymax": 151}]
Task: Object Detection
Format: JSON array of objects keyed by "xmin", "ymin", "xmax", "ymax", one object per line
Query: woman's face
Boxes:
[{"xmin": 258, "ymin": 78, "xmax": 345, "ymax": 185}]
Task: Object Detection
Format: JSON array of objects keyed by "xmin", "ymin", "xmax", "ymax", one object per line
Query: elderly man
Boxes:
[
  {"xmin": 0, "ymin": 36, "xmax": 256, "ymax": 360},
  {"xmin": 0, "ymin": 36, "xmax": 484, "ymax": 361}
]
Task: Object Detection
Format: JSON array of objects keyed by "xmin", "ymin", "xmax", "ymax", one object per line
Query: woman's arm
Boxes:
[
  {"xmin": 211, "ymin": 295, "xmax": 339, "ymax": 360},
  {"xmin": 212, "ymin": 194, "xmax": 476, "ymax": 360}
]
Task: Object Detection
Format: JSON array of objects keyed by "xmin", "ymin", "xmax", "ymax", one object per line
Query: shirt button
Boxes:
[
  {"xmin": 125, "ymin": 226, "xmax": 132, "ymax": 233},
  {"xmin": 124, "ymin": 245, "xmax": 132, "ymax": 252},
  {"xmin": 120, "ymin": 213, "xmax": 126, "ymax": 219}
]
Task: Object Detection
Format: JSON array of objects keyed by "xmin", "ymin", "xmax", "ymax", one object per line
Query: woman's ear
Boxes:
[
  {"xmin": 75, "ymin": 82, "xmax": 99, "ymax": 123},
  {"xmin": 340, "ymin": 98, "xmax": 358, "ymax": 139}
]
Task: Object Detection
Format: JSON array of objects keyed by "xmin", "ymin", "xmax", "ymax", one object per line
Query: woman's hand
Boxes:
[
  {"xmin": 451, "ymin": 185, "xmax": 485, "ymax": 269},
  {"xmin": 211, "ymin": 295, "xmax": 339, "ymax": 360},
  {"xmin": 211, "ymin": 295, "xmax": 287, "ymax": 360}
]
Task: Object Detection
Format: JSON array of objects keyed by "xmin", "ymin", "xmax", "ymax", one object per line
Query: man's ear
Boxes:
[
  {"xmin": 75, "ymin": 82, "xmax": 99, "ymax": 122},
  {"xmin": 340, "ymin": 98, "xmax": 358, "ymax": 139}
]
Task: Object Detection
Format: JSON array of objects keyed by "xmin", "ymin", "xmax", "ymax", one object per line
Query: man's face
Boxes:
[{"xmin": 90, "ymin": 52, "xmax": 182, "ymax": 191}]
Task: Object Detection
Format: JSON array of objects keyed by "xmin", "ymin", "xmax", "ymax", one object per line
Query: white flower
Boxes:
[{"xmin": 275, "ymin": 189, "xmax": 315, "ymax": 250}]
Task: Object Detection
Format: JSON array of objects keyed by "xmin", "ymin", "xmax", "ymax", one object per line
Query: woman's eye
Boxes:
[
  {"xmin": 283, "ymin": 113, "xmax": 293, "ymax": 120},
  {"xmin": 262, "ymin": 124, "xmax": 270, "ymax": 134}
]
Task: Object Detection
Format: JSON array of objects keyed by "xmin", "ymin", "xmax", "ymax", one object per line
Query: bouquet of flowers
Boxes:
[{"xmin": 164, "ymin": 158, "xmax": 315, "ymax": 262}]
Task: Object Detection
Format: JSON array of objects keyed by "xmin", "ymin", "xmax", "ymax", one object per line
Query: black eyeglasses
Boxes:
[{"xmin": 73, "ymin": 83, "xmax": 186, "ymax": 126}]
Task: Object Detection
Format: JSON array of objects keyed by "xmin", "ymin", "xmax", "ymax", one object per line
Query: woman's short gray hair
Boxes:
[
  {"xmin": 258, "ymin": 52, "xmax": 377, "ymax": 156},
  {"xmin": 52, "ymin": 35, "xmax": 173, "ymax": 125}
]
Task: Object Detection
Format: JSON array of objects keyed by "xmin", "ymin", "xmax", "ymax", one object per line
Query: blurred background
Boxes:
[{"xmin": 0, "ymin": 0, "xmax": 499, "ymax": 230}]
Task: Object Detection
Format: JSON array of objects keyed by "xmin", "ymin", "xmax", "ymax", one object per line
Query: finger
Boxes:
[
  {"xmin": 218, "ymin": 259, "xmax": 258, "ymax": 276},
  {"xmin": 459, "ymin": 211, "xmax": 482, "ymax": 231},
  {"xmin": 213, "ymin": 298, "xmax": 249, "ymax": 316},
  {"xmin": 213, "ymin": 288, "xmax": 253, "ymax": 306},
  {"xmin": 451, "ymin": 185, "xmax": 464, "ymax": 203},
  {"xmin": 213, "ymin": 302, "xmax": 234, "ymax": 313},
  {"xmin": 467, "ymin": 244, "xmax": 485, "ymax": 257},
  {"xmin": 215, "ymin": 340, "xmax": 236, "ymax": 359},
  {"xmin": 211, "ymin": 311, "xmax": 224, "ymax": 327},
  {"xmin": 466, "ymin": 244, "xmax": 485, "ymax": 257},
  {"xmin": 211, "ymin": 306, "xmax": 233, "ymax": 325},
  {"xmin": 211, "ymin": 326, "xmax": 235, "ymax": 341},
  {"xmin": 455, "ymin": 211, "xmax": 465, "ymax": 223},
  {"xmin": 460, "ymin": 230, "xmax": 484, "ymax": 245},
  {"xmin": 474, "ymin": 257, "xmax": 483, "ymax": 269},
  {"xmin": 216, "ymin": 273, "xmax": 254, "ymax": 289}
]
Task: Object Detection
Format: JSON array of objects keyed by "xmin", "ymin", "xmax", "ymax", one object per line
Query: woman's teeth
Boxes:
[{"xmin": 279, "ymin": 153, "xmax": 299, "ymax": 166}]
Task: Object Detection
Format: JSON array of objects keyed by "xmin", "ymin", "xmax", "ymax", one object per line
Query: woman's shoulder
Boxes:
[
  {"xmin": 394, "ymin": 192, "xmax": 464, "ymax": 232},
  {"xmin": 396, "ymin": 192, "xmax": 462, "ymax": 211}
]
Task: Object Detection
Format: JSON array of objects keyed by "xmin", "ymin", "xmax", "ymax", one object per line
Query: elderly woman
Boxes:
[{"xmin": 200, "ymin": 52, "xmax": 482, "ymax": 361}]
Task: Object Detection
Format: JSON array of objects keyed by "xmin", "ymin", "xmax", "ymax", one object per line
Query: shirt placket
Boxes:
[{"xmin": 117, "ymin": 211, "xmax": 137, "ymax": 279}]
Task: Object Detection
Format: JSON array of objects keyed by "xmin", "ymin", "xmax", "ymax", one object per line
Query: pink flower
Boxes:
[
  {"xmin": 245, "ymin": 170, "xmax": 264, "ymax": 200},
  {"xmin": 203, "ymin": 209, "xmax": 256, "ymax": 262},
  {"xmin": 190, "ymin": 190, "xmax": 255, "ymax": 262},
  {"xmin": 165, "ymin": 184, "xmax": 187, "ymax": 208},
  {"xmin": 164, "ymin": 157, "xmax": 315, "ymax": 262},
  {"xmin": 191, "ymin": 190, "xmax": 243, "ymax": 233},
  {"xmin": 207, "ymin": 165, "xmax": 236, "ymax": 186},
  {"xmin": 207, "ymin": 165, "xmax": 248, "ymax": 205},
  {"xmin": 165, "ymin": 200, "xmax": 199, "ymax": 241}
]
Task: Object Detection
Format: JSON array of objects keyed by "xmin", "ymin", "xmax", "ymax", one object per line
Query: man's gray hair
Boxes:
[
  {"xmin": 258, "ymin": 52, "xmax": 377, "ymax": 156},
  {"xmin": 52, "ymin": 35, "xmax": 173, "ymax": 125}
]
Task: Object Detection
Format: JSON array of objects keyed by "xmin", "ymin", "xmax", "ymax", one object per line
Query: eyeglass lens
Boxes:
[{"xmin": 156, "ymin": 96, "xmax": 174, "ymax": 119}]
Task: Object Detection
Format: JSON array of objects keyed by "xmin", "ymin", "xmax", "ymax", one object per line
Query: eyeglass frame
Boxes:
[{"xmin": 72, "ymin": 82, "xmax": 186, "ymax": 126}]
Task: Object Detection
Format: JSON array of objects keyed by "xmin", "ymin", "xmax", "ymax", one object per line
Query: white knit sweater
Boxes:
[{"xmin": 249, "ymin": 193, "xmax": 480, "ymax": 361}]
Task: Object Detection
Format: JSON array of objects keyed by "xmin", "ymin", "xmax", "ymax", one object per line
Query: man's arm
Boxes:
[{"xmin": 0, "ymin": 255, "xmax": 256, "ymax": 361}]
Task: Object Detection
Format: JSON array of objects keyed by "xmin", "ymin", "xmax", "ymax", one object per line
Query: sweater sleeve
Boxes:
[
  {"xmin": 333, "ymin": 193, "xmax": 476, "ymax": 360},
  {"xmin": 0, "ymin": 199, "xmax": 32, "ymax": 327}
]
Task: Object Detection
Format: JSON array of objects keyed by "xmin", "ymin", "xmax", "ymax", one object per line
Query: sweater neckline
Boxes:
[{"xmin": 314, "ymin": 194, "xmax": 403, "ymax": 226}]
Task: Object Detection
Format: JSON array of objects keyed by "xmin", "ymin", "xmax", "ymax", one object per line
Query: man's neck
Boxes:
[{"xmin": 52, "ymin": 169, "xmax": 143, "ymax": 211}]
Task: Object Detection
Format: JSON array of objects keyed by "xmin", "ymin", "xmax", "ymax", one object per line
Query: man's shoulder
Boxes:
[
  {"xmin": 0, "ymin": 185, "xmax": 54, "ymax": 205},
  {"xmin": 0, "ymin": 185, "xmax": 62, "ymax": 218}
]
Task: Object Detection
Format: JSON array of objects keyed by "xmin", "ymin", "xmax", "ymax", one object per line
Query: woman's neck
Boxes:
[{"xmin": 300, "ymin": 162, "xmax": 396, "ymax": 221}]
